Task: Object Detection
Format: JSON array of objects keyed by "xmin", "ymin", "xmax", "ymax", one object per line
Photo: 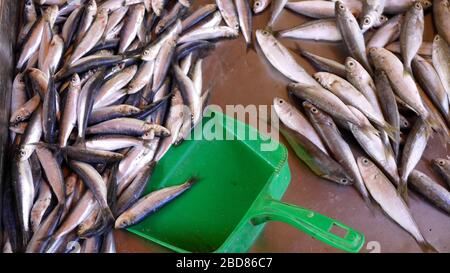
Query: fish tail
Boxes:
[
  {"xmin": 74, "ymin": 136, "xmax": 86, "ymax": 148},
  {"xmin": 78, "ymin": 208, "xmax": 115, "ymax": 239},
  {"xmin": 186, "ymin": 177, "xmax": 200, "ymax": 187},
  {"xmin": 361, "ymin": 123, "xmax": 380, "ymax": 136},
  {"xmin": 397, "ymin": 179, "xmax": 409, "ymax": 204},
  {"xmin": 381, "ymin": 121, "xmax": 400, "ymax": 143},
  {"xmin": 418, "ymin": 239, "xmax": 439, "ymax": 253}
]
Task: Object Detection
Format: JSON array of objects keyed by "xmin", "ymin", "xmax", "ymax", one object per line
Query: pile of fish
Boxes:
[
  {"xmin": 2, "ymin": 0, "xmax": 255, "ymax": 253},
  {"xmin": 257, "ymin": 0, "xmax": 449, "ymax": 252}
]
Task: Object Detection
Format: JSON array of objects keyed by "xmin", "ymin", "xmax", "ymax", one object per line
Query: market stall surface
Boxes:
[{"xmin": 115, "ymin": 1, "xmax": 450, "ymax": 253}]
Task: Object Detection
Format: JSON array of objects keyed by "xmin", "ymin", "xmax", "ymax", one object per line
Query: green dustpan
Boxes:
[{"xmin": 127, "ymin": 111, "xmax": 365, "ymax": 253}]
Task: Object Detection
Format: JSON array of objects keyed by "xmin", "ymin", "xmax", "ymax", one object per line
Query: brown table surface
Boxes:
[{"xmin": 116, "ymin": 1, "xmax": 450, "ymax": 253}]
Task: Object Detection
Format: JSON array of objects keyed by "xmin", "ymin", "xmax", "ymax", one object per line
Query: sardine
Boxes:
[
  {"xmin": 335, "ymin": 1, "xmax": 372, "ymax": 74},
  {"xmin": 59, "ymin": 74, "xmax": 81, "ymax": 147},
  {"xmin": 304, "ymin": 101, "xmax": 371, "ymax": 205},
  {"xmin": 433, "ymin": 0, "xmax": 450, "ymax": 45},
  {"xmin": 367, "ymin": 14, "xmax": 403, "ymax": 49},
  {"xmin": 360, "ymin": 0, "xmax": 386, "ymax": 31},
  {"xmin": 119, "ymin": 4, "xmax": 145, "ymax": 53},
  {"xmin": 115, "ymin": 179, "xmax": 196, "ymax": 228},
  {"xmin": 30, "ymin": 181, "xmax": 52, "ymax": 233},
  {"xmin": 277, "ymin": 19, "xmax": 342, "ymax": 42},
  {"xmin": 432, "ymin": 35, "xmax": 450, "ymax": 101},
  {"xmin": 235, "ymin": 0, "xmax": 252, "ymax": 46},
  {"xmin": 256, "ymin": 30, "xmax": 317, "ymax": 85},
  {"xmin": 399, "ymin": 119, "xmax": 431, "ymax": 201},
  {"xmin": 400, "ymin": 2, "xmax": 424, "ymax": 73},
  {"xmin": 297, "ymin": 48, "xmax": 346, "ymax": 78},
  {"xmin": 409, "ymin": 170, "xmax": 450, "ymax": 214},
  {"xmin": 216, "ymin": 0, "xmax": 240, "ymax": 29},
  {"xmin": 357, "ymin": 157, "xmax": 437, "ymax": 253}
]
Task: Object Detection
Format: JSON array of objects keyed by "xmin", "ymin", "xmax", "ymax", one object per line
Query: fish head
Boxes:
[
  {"xmin": 115, "ymin": 215, "xmax": 132, "ymax": 229},
  {"xmin": 253, "ymin": 0, "xmax": 264, "ymax": 14},
  {"xmin": 273, "ymin": 97, "xmax": 291, "ymax": 117},
  {"xmin": 356, "ymin": 157, "xmax": 376, "ymax": 173},
  {"xmin": 302, "ymin": 101, "xmax": 326, "ymax": 121},
  {"xmin": 17, "ymin": 145, "xmax": 34, "ymax": 161},
  {"xmin": 432, "ymin": 158, "xmax": 448, "ymax": 172},
  {"xmin": 334, "ymin": 1, "xmax": 349, "ymax": 16},
  {"xmin": 360, "ymin": 15, "xmax": 374, "ymax": 31},
  {"xmin": 411, "ymin": 1, "xmax": 424, "ymax": 14},
  {"xmin": 70, "ymin": 73, "xmax": 81, "ymax": 89},
  {"xmin": 323, "ymin": 173, "xmax": 353, "ymax": 185}
]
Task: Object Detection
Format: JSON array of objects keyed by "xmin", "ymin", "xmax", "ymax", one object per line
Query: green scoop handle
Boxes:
[{"xmin": 250, "ymin": 199, "xmax": 365, "ymax": 253}]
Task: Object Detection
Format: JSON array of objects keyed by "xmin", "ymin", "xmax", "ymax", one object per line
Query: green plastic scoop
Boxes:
[{"xmin": 127, "ymin": 111, "xmax": 364, "ymax": 253}]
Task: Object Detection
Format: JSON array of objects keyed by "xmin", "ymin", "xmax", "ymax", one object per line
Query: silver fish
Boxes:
[
  {"xmin": 357, "ymin": 157, "xmax": 437, "ymax": 253},
  {"xmin": 335, "ymin": 1, "xmax": 372, "ymax": 74},
  {"xmin": 400, "ymin": 2, "xmax": 424, "ymax": 73},
  {"xmin": 216, "ymin": 0, "xmax": 240, "ymax": 29},
  {"xmin": 277, "ymin": 19, "xmax": 342, "ymax": 42},
  {"xmin": 256, "ymin": 30, "xmax": 317, "ymax": 85},
  {"xmin": 119, "ymin": 4, "xmax": 145, "ymax": 53},
  {"xmin": 433, "ymin": 0, "xmax": 450, "ymax": 45},
  {"xmin": 367, "ymin": 14, "xmax": 403, "ymax": 49}
]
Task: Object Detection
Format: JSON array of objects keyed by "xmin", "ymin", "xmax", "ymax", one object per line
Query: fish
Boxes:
[
  {"xmin": 409, "ymin": 170, "xmax": 450, "ymax": 214},
  {"xmin": 115, "ymin": 178, "xmax": 196, "ymax": 228},
  {"xmin": 35, "ymin": 145, "xmax": 66, "ymax": 205},
  {"xmin": 399, "ymin": 119, "xmax": 431, "ymax": 201},
  {"xmin": 335, "ymin": 1, "xmax": 372, "ymax": 74},
  {"xmin": 235, "ymin": 0, "xmax": 253, "ymax": 47},
  {"xmin": 18, "ymin": 107, "xmax": 43, "ymax": 161},
  {"xmin": 256, "ymin": 30, "xmax": 317, "ymax": 85},
  {"xmin": 119, "ymin": 4, "xmax": 146, "ymax": 53},
  {"xmin": 432, "ymin": 35, "xmax": 450, "ymax": 102},
  {"xmin": 400, "ymin": 2, "xmax": 424, "ymax": 74},
  {"xmin": 59, "ymin": 74, "xmax": 81, "ymax": 147},
  {"xmin": 85, "ymin": 135, "xmax": 145, "ymax": 151},
  {"xmin": 412, "ymin": 55, "xmax": 449, "ymax": 121},
  {"xmin": 280, "ymin": 124, "xmax": 353, "ymax": 185},
  {"xmin": 101, "ymin": 231, "xmax": 116, "ymax": 253},
  {"xmin": 345, "ymin": 57, "xmax": 383, "ymax": 118},
  {"xmin": 273, "ymin": 97, "xmax": 328, "ymax": 154},
  {"xmin": 11, "ymin": 158, "xmax": 35, "ymax": 249},
  {"xmin": 357, "ymin": 157, "xmax": 438, "ymax": 253},
  {"xmin": 116, "ymin": 161, "xmax": 156, "ymax": 215},
  {"xmin": 369, "ymin": 47, "xmax": 430, "ymax": 121},
  {"xmin": 431, "ymin": 158, "xmax": 450, "ymax": 187},
  {"xmin": 77, "ymin": 69, "xmax": 106, "ymax": 144},
  {"xmin": 433, "ymin": 0, "xmax": 450, "ymax": 45},
  {"xmin": 304, "ymin": 101, "xmax": 372, "ymax": 206},
  {"xmin": 373, "ymin": 70, "xmax": 401, "ymax": 159},
  {"xmin": 42, "ymin": 77, "xmax": 58, "ymax": 144},
  {"xmin": 277, "ymin": 19, "xmax": 342, "ymax": 42}
]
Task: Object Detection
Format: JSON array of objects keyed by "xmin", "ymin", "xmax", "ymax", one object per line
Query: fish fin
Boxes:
[
  {"xmin": 78, "ymin": 208, "xmax": 115, "ymax": 239},
  {"xmin": 418, "ymin": 239, "xmax": 439, "ymax": 253}
]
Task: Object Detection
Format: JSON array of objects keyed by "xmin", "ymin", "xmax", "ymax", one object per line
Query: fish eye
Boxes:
[
  {"xmin": 262, "ymin": 30, "xmax": 269, "ymax": 36},
  {"xmin": 255, "ymin": 1, "xmax": 260, "ymax": 6},
  {"xmin": 434, "ymin": 36, "xmax": 440, "ymax": 42},
  {"xmin": 347, "ymin": 60, "xmax": 355, "ymax": 67},
  {"xmin": 439, "ymin": 160, "xmax": 445, "ymax": 166},
  {"xmin": 339, "ymin": 4, "xmax": 345, "ymax": 10},
  {"xmin": 311, "ymin": 107, "xmax": 318, "ymax": 113},
  {"xmin": 415, "ymin": 3, "xmax": 422, "ymax": 9},
  {"xmin": 341, "ymin": 178, "xmax": 348, "ymax": 184},
  {"xmin": 363, "ymin": 158, "xmax": 369, "ymax": 164},
  {"xmin": 20, "ymin": 150, "xmax": 26, "ymax": 156},
  {"xmin": 363, "ymin": 17, "xmax": 371, "ymax": 25},
  {"xmin": 143, "ymin": 49, "xmax": 150, "ymax": 56}
]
